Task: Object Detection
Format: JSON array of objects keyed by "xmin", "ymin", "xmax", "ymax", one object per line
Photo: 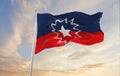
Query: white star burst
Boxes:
[{"xmin": 50, "ymin": 18, "xmax": 81, "ymax": 44}]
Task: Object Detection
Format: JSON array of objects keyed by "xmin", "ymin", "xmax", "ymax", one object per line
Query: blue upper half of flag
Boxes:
[{"xmin": 37, "ymin": 11, "xmax": 103, "ymax": 38}]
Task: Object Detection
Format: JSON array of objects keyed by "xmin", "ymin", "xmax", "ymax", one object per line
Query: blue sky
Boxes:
[
  {"xmin": 0, "ymin": 1, "xmax": 14, "ymax": 45},
  {"xmin": 0, "ymin": 0, "xmax": 120, "ymax": 76}
]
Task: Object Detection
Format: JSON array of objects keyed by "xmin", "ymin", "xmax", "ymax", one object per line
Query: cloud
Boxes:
[
  {"xmin": 0, "ymin": 0, "xmax": 51, "ymax": 76},
  {"xmin": 80, "ymin": 63, "xmax": 105, "ymax": 71},
  {"xmin": 11, "ymin": 0, "xmax": 52, "ymax": 45},
  {"xmin": 3, "ymin": 0, "xmax": 51, "ymax": 56},
  {"xmin": 67, "ymin": 50, "xmax": 91, "ymax": 60},
  {"xmin": 32, "ymin": 63, "xmax": 114, "ymax": 76},
  {"xmin": 49, "ymin": 0, "xmax": 117, "ymax": 14},
  {"xmin": 32, "ymin": 62, "xmax": 119, "ymax": 76},
  {"xmin": 0, "ymin": 71, "xmax": 29, "ymax": 76},
  {"xmin": 0, "ymin": 53, "xmax": 30, "ymax": 74}
]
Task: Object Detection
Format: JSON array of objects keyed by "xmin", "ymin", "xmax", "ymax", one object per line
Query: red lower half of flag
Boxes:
[{"xmin": 35, "ymin": 31, "xmax": 104, "ymax": 54}]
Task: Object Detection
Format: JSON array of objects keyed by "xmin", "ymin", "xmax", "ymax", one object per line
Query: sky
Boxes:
[{"xmin": 0, "ymin": 0, "xmax": 120, "ymax": 76}]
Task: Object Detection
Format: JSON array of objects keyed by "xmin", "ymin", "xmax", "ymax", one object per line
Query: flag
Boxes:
[{"xmin": 35, "ymin": 11, "xmax": 104, "ymax": 54}]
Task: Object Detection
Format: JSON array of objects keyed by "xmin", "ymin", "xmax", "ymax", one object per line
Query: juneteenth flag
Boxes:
[{"xmin": 35, "ymin": 11, "xmax": 104, "ymax": 54}]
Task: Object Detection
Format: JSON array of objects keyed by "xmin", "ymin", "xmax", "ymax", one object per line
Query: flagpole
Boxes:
[{"xmin": 29, "ymin": 10, "xmax": 37, "ymax": 76}]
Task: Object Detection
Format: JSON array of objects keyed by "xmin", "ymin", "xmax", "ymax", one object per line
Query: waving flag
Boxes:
[{"xmin": 35, "ymin": 11, "xmax": 104, "ymax": 54}]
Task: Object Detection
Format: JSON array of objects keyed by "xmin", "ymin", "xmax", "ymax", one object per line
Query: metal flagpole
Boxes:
[{"xmin": 29, "ymin": 10, "xmax": 37, "ymax": 76}]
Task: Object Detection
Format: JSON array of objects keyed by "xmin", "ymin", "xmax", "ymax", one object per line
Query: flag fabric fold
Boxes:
[{"xmin": 35, "ymin": 11, "xmax": 104, "ymax": 54}]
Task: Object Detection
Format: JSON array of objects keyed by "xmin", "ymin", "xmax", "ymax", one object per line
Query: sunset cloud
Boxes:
[
  {"xmin": 0, "ymin": 0, "xmax": 51, "ymax": 76},
  {"xmin": 32, "ymin": 62, "xmax": 118, "ymax": 76}
]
